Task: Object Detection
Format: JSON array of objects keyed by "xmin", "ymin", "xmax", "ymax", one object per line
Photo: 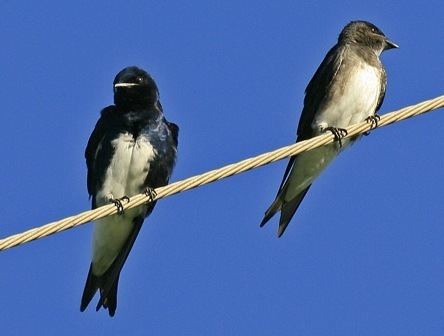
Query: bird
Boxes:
[
  {"xmin": 260, "ymin": 21, "xmax": 398, "ymax": 237},
  {"xmin": 80, "ymin": 66, "xmax": 179, "ymax": 316}
]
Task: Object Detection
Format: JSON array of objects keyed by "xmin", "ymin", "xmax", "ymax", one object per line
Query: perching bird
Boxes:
[
  {"xmin": 80, "ymin": 66, "xmax": 178, "ymax": 316},
  {"xmin": 260, "ymin": 21, "xmax": 398, "ymax": 237}
]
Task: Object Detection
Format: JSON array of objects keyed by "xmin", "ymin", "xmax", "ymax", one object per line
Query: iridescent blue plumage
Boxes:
[{"xmin": 81, "ymin": 66, "xmax": 178, "ymax": 316}]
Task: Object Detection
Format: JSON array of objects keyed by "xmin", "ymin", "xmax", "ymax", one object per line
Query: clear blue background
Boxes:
[{"xmin": 1, "ymin": 1, "xmax": 443, "ymax": 335}]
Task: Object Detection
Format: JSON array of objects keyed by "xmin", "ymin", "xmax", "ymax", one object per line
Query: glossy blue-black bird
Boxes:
[{"xmin": 80, "ymin": 66, "xmax": 178, "ymax": 316}]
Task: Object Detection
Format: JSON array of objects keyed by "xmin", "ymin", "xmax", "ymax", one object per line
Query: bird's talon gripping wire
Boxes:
[
  {"xmin": 324, "ymin": 127, "xmax": 348, "ymax": 147},
  {"xmin": 109, "ymin": 196, "xmax": 130, "ymax": 215},
  {"xmin": 364, "ymin": 114, "xmax": 381, "ymax": 135},
  {"xmin": 144, "ymin": 187, "xmax": 157, "ymax": 203}
]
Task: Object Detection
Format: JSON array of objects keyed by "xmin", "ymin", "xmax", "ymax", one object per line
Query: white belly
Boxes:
[
  {"xmin": 288, "ymin": 63, "xmax": 381, "ymax": 200},
  {"xmin": 92, "ymin": 133, "xmax": 156, "ymax": 275},
  {"xmin": 314, "ymin": 63, "xmax": 381, "ymax": 131},
  {"xmin": 284, "ymin": 143, "xmax": 339, "ymax": 201}
]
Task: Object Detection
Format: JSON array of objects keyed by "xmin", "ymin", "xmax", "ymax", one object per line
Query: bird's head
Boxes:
[
  {"xmin": 339, "ymin": 21, "xmax": 398, "ymax": 55},
  {"xmin": 113, "ymin": 66, "xmax": 159, "ymax": 109}
]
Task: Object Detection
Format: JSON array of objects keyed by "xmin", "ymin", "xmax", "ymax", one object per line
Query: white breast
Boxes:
[
  {"xmin": 314, "ymin": 62, "xmax": 381, "ymax": 131},
  {"xmin": 97, "ymin": 133, "xmax": 156, "ymax": 203},
  {"xmin": 92, "ymin": 132, "xmax": 156, "ymax": 275}
]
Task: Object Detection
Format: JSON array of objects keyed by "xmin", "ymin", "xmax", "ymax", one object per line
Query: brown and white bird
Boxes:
[{"xmin": 261, "ymin": 21, "xmax": 398, "ymax": 237}]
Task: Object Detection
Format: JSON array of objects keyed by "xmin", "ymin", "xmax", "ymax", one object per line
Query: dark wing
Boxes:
[
  {"xmin": 145, "ymin": 117, "xmax": 178, "ymax": 196},
  {"xmin": 375, "ymin": 66, "xmax": 387, "ymax": 113},
  {"xmin": 144, "ymin": 118, "xmax": 179, "ymax": 196},
  {"xmin": 297, "ymin": 44, "xmax": 345, "ymax": 140},
  {"xmin": 275, "ymin": 156, "xmax": 295, "ymax": 197},
  {"xmin": 85, "ymin": 106, "xmax": 116, "ymax": 198},
  {"xmin": 166, "ymin": 121, "xmax": 179, "ymax": 148},
  {"xmin": 277, "ymin": 185, "xmax": 311, "ymax": 237},
  {"xmin": 155, "ymin": 95, "xmax": 178, "ymax": 148},
  {"xmin": 274, "ymin": 44, "xmax": 345, "ymax": 196}
]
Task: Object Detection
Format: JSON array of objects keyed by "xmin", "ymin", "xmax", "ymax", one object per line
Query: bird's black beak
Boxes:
[{"xmin": 384, "ymin": 38, "xmax": 399, "ymax": 50}]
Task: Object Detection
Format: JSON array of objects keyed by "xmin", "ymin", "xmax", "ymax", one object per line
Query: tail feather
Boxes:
[
  {"xmin": 96, "ymin": 275, "xmax": 119, "ymax": 317},
  {"xmin": 260, "ymin": 198, "xmax": 282, "ymax": 227},
  {"xmin": 80, "ymin": 263, "xmax": 120, "ymax": 317},
  {"xmin": 277, "ymin": 185, "xmax": 311, "ymax": 237},
  {"xmin": 80, "ymin": 265, "xmax": 99, "ymax": 312}
]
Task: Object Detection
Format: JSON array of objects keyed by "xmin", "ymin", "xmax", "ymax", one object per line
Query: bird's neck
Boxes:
[
  {"xmin": 346, "ymin": 43, "xmax": 381, "ymax": 65},
  {"xmin": 120, "ymin": 107, "xmax": 162, "ymax": 138}
]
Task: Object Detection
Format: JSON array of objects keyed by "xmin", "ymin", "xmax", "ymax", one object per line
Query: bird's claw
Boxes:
[
  {"xmin": 324, "ymin": 127, "xmax": 348, "ymax": 147},
  {"xmin": 364, "ymin": 114, "xmax": 381, "ymax": 136},
  {"xmin": 109, "ymin": 196, "xmax": 130, "ymax": 215},
  {"xmin": 144, "ymin": 187, "xmax": 157, "ymax": 202}
]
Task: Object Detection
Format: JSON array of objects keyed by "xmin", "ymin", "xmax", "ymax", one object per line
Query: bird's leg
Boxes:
[
  {"xmin": 109, "ymin": 199, "xmax": 124, "ymax": 215},
  {"xmin": 324, "ymin": 127, "xmax": 348, "ymax": 147},
  {"xmin": 364, "ymin": 114, "xmax": 381, "ymax": 136},
  {"xmin": 109, "ymin": 196, "xmax": 130, "ymax": 215},
  {"xmin": 144, "ymin": 187, "xmax": 157, "ymax": 203}
]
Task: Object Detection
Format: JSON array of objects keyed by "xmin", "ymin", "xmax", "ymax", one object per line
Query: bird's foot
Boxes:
[
  {"xmin": 324, "ymin": 127, "xmax": 348, "ymax": 147},
  {"xmin": 144, "ymin": 187, "xmax": 157, "ymax": 203},
  {"xmin": 109, "ymin": 196, "xmax": 130, "ymax": 215},
  {"xmin": 364, "ymin": 114, "xmax": 381, "ymax": 136}
]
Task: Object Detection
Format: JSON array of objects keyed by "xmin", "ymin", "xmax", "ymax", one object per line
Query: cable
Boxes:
[{"xmin": 1, "ymin": 94, "xmax": 443, "ymax": 251}]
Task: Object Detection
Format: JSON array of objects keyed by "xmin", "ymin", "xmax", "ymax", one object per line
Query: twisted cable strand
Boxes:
[{"xmin": 1, "ymin": 94, "xmax": 443, "ymax": 251}]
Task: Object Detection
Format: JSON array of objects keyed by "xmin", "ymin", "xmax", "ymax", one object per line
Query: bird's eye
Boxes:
[
  {"xmin": 137, "ymin": 76, "xmax": 145, "ymax": 83},
  {"xmin": 371, "ymin": 28, "xmax": 376, "ymax": 33}
]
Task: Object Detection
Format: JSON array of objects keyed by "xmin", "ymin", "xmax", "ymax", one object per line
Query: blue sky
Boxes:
[{"xmin": 1, "ymin": 1, "xmax": 443, "ymax": 335}]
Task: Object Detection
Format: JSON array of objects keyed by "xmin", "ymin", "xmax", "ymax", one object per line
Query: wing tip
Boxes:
[
  {"xmin": 277, "ymin": 185, "xmax": 312, "ymax": 237},
  {"xmin": 277, "ymin": 226, "xmax": 286, "ymax": 238},
  {"xmin": 80, "ymin": 264, "xmax": 99, "ymax": 313},
  {"xmin": 260, "ymin": 198, "xmax": 282, "ymax": 228}
]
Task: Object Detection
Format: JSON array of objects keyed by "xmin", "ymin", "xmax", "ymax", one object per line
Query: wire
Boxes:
[{"xmin": 1, "ymin": 94, "xmax": 443, "ymax": 251}]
